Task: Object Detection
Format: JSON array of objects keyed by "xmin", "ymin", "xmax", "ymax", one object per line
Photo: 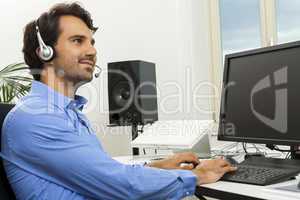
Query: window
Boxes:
[
  {"xmin": 209, "ymin": 0, "xmax": 300, "ymax": 120},
  {"xmin": 219, "ymin": 0, "xmax": 261, "ymax": 60},
  {"xmin": 276, "ymin": 0, "xmax": 300, "ymax": 44}
]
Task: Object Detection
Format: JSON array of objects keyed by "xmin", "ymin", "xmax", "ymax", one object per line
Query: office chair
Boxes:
[{"xmin": 0, "ymin": 103, "xmax": 16, "ymax": 200}]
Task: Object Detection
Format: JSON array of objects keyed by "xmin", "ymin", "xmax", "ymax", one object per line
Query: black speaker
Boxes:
[{"xmin": 108, "ymin": 60, "xmax": 158, "ymax": 126}]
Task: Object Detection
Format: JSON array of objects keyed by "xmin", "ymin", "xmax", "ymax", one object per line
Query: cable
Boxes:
[
  {"xmin": 137, "ymin": 124, "xmax": 149, "ymax": 134},
  {"xmin": 140, "ymin": 125, "xmax": 144, "ymax": 133},
  {"xmin": 242, "ymin": 142, "xmax": 248, "ymax": 154},
  {"xmin": 267, "ymin": 144, "xmax": 293, "ymax": 153},
  {"xmin": 252, "ymin": 144, "xmax": 261, "ymax": 153},
  {"xmin": 212, "ymin": 142, "xmax": 286, "ymax": 159},
  {"xmin": 273, "ymin": 147, "xmax": 292, "ymax": 152}
]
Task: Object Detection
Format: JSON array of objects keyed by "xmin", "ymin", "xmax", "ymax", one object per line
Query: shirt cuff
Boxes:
[{"xmin": 171, "ymin": 169, "xmax": 197, "ymax": 198}]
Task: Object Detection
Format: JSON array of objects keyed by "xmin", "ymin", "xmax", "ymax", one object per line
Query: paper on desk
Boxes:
[
  {"xmin": 274, "ymin": 184, "xmax": 300, "ymax": 193},
  {"xmin": 113, "ymin": 155, "xmax": 170, "ymax": 165},
  {"xmin": 131, "ymin": 120, "xmax": 213, "ymax": 149},
  {"xmin": 262, "ymin": 180, "xmax": 300, "ymax": 199}
]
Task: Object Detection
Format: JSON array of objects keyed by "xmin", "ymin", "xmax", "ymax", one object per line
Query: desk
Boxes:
[
  {"xmin": 114, "ymin": 156, "xmax": 300, "ymax": 200},
  {"xmin": 198, "ymin": 135, "xmax": 300, "ymax": 200},
  {"xmin": 199, "ymin": 140, "xmax": 300, "ymax": 199},
  {"xmin": 196, "ymin": 179, "xmax": 300, "ymax": 200}
]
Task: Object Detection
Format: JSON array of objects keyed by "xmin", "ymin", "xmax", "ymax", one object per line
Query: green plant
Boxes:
[{"xmin": 0, "ymin": 62, "xmax": 33, "ymax": 103}]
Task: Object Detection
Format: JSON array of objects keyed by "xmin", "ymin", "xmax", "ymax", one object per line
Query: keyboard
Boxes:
[{"xmin": 221, "ymin": 164, "xmax": 300, "ymax": 185}]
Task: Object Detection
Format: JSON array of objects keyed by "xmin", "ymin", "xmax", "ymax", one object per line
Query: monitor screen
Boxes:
[{"xmin": 218, "ymin": 41, "xmax": 300, "ymax": 146}]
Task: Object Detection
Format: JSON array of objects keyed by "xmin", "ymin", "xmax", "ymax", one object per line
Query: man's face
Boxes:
[{"xmin": 52, "ymin": 15, "xmax": 97, "ymax": 85}]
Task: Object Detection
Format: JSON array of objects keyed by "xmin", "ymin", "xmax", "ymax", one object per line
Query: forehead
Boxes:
[{"xmin": 58, "ymin": 15, "xmax": 93, "ymax": 39}]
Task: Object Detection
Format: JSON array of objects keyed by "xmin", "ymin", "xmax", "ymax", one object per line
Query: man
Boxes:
[{"xmin": 1, "ymin": 3, "xmax": 236, "ymax": 199}]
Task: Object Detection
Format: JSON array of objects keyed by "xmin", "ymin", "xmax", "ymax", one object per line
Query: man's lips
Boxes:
[{"xmin": 79, "ymin": 59, "xmax": 94, "ymax": 66}]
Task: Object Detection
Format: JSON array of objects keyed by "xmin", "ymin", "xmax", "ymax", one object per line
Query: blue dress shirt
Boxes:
[{"xmin": 0, "ymin": 80, "xmax": 197, "ymax": 200}]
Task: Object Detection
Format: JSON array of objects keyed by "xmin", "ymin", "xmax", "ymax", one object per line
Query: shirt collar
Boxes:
[{"xmin": 30, "ymin": 80, "xmax": 88, "ymax": 111}]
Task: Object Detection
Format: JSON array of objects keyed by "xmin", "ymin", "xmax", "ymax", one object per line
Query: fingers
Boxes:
[
  {"xmin": 176, "ymin": 152, "xmax": 200, "ymax": 165},
  {"xmin": 214, "ymin": 159, "xmax": 237, "ymax": 174},
  {"xmin": 197, "ymin": 158, "xmax": 236, "ymax": 172},
  {"xmin": 213, "ymin": 158, "xmax": 234, "ymax": 169},
  {"xmin": 217, "ymin": 158, "xmax": 231, "ymax": 167},
  {"xmin": 221, "ymin": 165, "xmax": 238, "ymax": 173}
]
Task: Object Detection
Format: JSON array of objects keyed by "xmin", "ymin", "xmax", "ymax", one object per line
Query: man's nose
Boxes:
[{"xmin": 86, "ymin": 44, "xmax": 97, "ymax": 57}]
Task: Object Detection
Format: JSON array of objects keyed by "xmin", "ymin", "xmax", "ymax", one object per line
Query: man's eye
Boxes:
[{"xmin": 73, "ymin": 39, "xmax": 82, "ymax": 44}]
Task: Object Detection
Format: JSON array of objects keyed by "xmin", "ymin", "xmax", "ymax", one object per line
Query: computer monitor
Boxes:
[{"xmin": 218, "ymin": 41, "xmax": 300, "ymax": 153}]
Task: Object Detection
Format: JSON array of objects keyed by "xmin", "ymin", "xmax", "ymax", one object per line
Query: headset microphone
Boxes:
[
  {"xmin": 35, "ymin": 25, "xmax": 54, "ymax": 61},
  {"xmin": 94, "ymin": 65, "xmax": 102, "ymax": 78}
]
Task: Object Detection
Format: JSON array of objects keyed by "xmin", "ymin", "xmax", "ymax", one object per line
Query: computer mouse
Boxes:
[{"xmin": 224, "ymin": 156, "xmax": 239, "ymax": 166}]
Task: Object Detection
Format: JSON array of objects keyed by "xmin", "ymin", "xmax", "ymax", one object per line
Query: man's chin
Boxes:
[{"xmin": 74, "ymin": 75, "xmax": 93, "ymax": 87}]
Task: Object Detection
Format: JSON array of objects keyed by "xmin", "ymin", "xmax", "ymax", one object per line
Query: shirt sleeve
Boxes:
[{"xmin": 4, "ymin": 109, "xmax": 197, "ymax": 200}]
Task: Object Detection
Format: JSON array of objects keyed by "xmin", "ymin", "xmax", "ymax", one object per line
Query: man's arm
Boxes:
[
  {"xmin": 146, "ymin": 152, "xmax": 200, "ymax": 170},
  {"xmin": 147, "ymin": 153, "xmax": 237, "ymax": 185},
  {"xmin": 6, "ymin": 110, "xmax": 197, "ymax": 200}
]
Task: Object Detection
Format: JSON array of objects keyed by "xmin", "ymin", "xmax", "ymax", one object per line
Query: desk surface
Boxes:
[
  {"xmin": 200, "ymin": 134, "xmax": 300, "ymax": 199},
  {"xmin": 197, "ymin": 179, "xmax": 300, "ymax": 200},
  {"xmin": 114, "ymin": 131, "xmax": 300, "ymax": 200},
  {"xmin": 114, "ymin": 155, "xmax": 300, "ymax": 200}
]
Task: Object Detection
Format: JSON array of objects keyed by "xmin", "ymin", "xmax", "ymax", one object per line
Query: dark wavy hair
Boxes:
[{"xmin": 22, "ymin": 2, "xmax": 98, "ymax": 81}]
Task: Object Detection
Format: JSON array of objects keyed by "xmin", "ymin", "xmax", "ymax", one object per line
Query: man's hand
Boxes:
[
  {"xmin": 192, "ymin": 158, "xmax": 237, "ymax": 185},
  {"xmin": 146, "ymin": 152, "xmax": 200, "ymax": 170}
]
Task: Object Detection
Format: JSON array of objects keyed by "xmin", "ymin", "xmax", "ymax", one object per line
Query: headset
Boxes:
[
  {"xmin": 35, "ymin": 21, "xmax": 102, "ymax": 78},
  {"xmin": 35, "ymin": 23, "xmax": 54, "ymax": 61}
]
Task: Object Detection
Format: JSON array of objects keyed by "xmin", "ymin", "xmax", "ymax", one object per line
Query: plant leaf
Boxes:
[{"xmin": 0, "ymin": 62, "xmax": 33, "ymax": 103}]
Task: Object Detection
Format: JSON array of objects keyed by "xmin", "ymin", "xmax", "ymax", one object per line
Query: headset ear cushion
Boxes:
[{"xmin": 36, "ymin": 46, "xmax": 54, "ymax": 61}]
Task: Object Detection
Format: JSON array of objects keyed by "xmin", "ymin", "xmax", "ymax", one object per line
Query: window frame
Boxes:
[{"xmin": 208, "ymin": 0, "xmax": 277, "ymax": 121}]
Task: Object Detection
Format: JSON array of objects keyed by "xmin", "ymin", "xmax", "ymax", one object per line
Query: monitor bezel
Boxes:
[{"xmin": 218, "ymin": 40, "xmax": 300, "ymax": 146}]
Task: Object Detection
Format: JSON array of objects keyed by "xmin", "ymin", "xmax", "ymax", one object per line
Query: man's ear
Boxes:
[{"xmin": 36, "ymin": 47, "xmax": 41, "ymax": 59}]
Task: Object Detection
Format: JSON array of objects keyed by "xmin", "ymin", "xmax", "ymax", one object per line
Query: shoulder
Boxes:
[
  {"xmin": 3, "ymin": 95, "xmax": 69, "ymax": 136},
  {"xmin": 2, "ymin": 95, "xmax": 75, "ymax": 152}
]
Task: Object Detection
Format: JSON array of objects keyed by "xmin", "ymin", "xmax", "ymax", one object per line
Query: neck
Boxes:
[{"xmin": 40, "ymin": 66, "xmax": 77, "ymax": 99}]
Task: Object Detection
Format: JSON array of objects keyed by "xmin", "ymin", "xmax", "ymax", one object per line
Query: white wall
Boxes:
[{"xmin": 0, "ymin": 0, "xmax": 213, "ymax": 156}]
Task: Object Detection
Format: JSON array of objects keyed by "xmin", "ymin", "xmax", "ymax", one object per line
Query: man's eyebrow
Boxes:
[{"xmin": 69, "ymin": 35, "xmax": 85, "ymax": 39}]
